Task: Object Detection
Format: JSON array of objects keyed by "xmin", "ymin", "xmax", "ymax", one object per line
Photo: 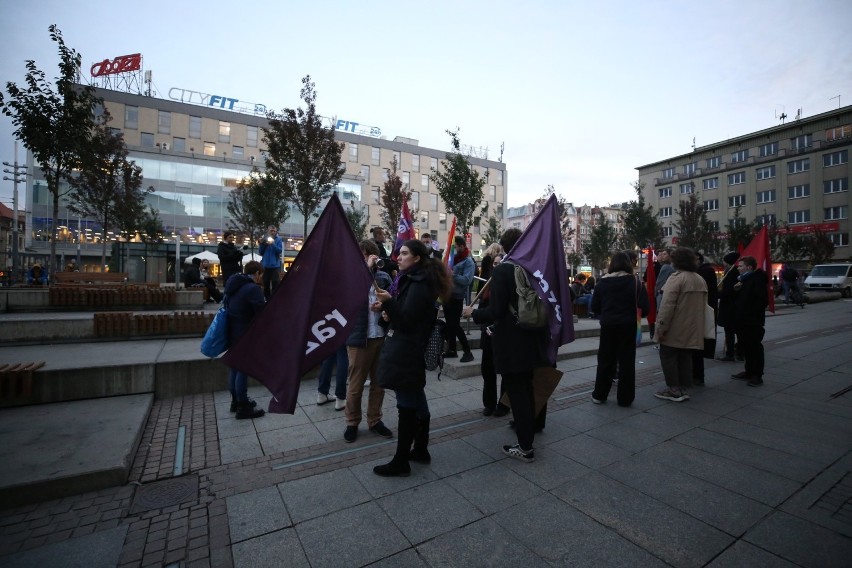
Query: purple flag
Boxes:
[
  {"xmin": 222, "ymin": 194, "xmax": 373, "ymax": 414},
  {"xmin": 505, "ymin": 194, "xmax": 575, "ymax": 364}
]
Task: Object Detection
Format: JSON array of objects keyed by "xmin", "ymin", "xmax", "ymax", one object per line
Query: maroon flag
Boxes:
[
  {"xmin": 222, "ymin": 194, "xmax": 373, "ymax": 414},
  {"xmin": 505, "ymin": 194, "xmax": 575, "ymax": 364},
  {"xmin": 391, "ymin": 200, "xmax": 416, "ymax": 260}
]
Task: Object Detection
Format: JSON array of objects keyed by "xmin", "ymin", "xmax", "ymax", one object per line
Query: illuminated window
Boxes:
[
  {"xmin": 219, "ymin": 122, "xmax": 231, "ymax": 143},
  {"xmin": 204, "ymin": 142, "xmax": 216, "ymax": 156}
]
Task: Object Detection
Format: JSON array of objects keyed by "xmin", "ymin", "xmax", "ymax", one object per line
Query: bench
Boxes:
[
  {"xmin": 0, "ymin": 362, "xmax": 44, "ymax": 400},
  {"xmin": 53, "ymin": 272, "xmax": 129, "ymax": 285}
]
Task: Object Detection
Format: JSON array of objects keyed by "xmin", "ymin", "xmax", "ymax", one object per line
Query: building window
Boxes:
[
  {"xmin": 439, "ymin": 212, "xmax": 447, "ymax": 229},
  {"xmin": 495, "ymin": 170, "xmax": 504, "ymax": 185},
  {"xmin": 759, "ymin": 142, "xmax": 778, "ymax": 157},
  {"xmin": 402, "ymin": 171, "xmax": 410, "ymax": 185},
  {"xmin": 371, "ymin": 187, "xmax": 379, "ymax": 204},
  {"xmin": 411, "ymin": 154, "xmax": 419, "ymax": 172},
  {"xmin": 706, "ymin": 156, "xmax": 720, "ymax": 169},
  {"xmin": 728, "ymin": 172, "xmax": 746, "ymax": 185},
  {"xmin": 232, "ymin": 146, "xmax": 244, "ymax": 159},
  {"xmin": 189, "ymin": 116, "xmax": 201, "ymax": 139},
  {"xmin": 788, "ymin": 184, "xmax": 810, "ymax": 199},
  {"xmin": 659, "ymin": 187, "xmax": 672, "ymax": 198},
  {"xmin": 824, "ymin": 178, "xmax": 849, "ymax": 193},
  {"xmin": 247, "ymin": 126, "xmax": 258, "ymax": 147},
  {"xmin": 172, "ymin": 137, "xmax": 186, "ymax": 152},
  {"xmin": 662, "ymin": 167, "xmax": 674, "ymax": 179},
  {"xmin": 659, "ymin": 207, "xmax": 672, "ymax": 218},
  {"xmin": 421, "ymin": 174, "xmax": 429, "ymax": 189},
  {"xmin": 728, "ymin": 194, "xmax": 746, "ymax": 207},
  {"xmin": 410, "ymin": 192, "xmax": 419, "ymax": 209},
  {"xmin": 140, "ymin": 132, "xmax": 154, "ymax": 147},
  {"xmin": 788, "ymin": 210, "xmax": 810, "ymax": 224},
  {"xmin": 219, "ymin": 121, "xmax": 230, "ymax": 143},
  {"xmin": 662, "ymin": 226, "xmax": 673, "ymax": 237},
  {"xmin": 203, "ymin": 142, "xmax": 215, "ymax": 156},
  {"xmin": 828, "ymin": 233, "xmax": 849, "ymax": 247},
  {"xmin": 421, "ymin": 211, "xmax": 430, "ymax": 229},
  {"xmin": 488, "ymin": 185, "xmax": 496, "ymax": 200},
  {"xmin": 791, "ymin": 133, "xmax": 812, "ymax": 151},
  {"xmin": 788, "ymin": 158, "xmax": 809, "ymax": 174},
  {"xmin": 125, "ymin": 105, "xmax": 138, "ymax": 129},
  {"xmin": 430, "ymin": 157, "xmax": 438, "ymax": 171},
  {"xmin": 823, "ymin": 149, "xmax": 849, "ymax": 167},
  {"xmin": 756, "ymin": 189, "xmax": 776, "ymax": 204},
  {"xmin": 430, "ymin": 194, "xmax": 438, "ymax": 211},
  {"xmin": 704, "ymin": 199, "xmax": 719, "ymax": 211},
  {"xmin": 360, "ymin": 165, "xmax": 369, "ymax": 180},
  {"xmin": 826, "ymin": 125, "xmax": 851, "ymax": 141},
  {"xmin": 729, "ymin": 217, "xmax": 747, "ymax": 228},
  {"xmin": 158, "ymin": 111, "xmax": 171, "ymax": 135},
  {"xmin": 757, "ymin": 213, "xmax": 776, "ymax": 226},
  {"xmin": 683, "ymin": 162, "xmax": 696, "ymax": 176},
  {"xmin": 731, "ymin": 149, "xmax": 749, "ymax": 163},
  {"xmin": 680, "ymin": 183, "xmax": 694, "ymax": 195},
  {"xmin": 702, "ymin": 178, "xmax": 718, "ymax": 190},
  {"xmin": 825, "ymin": 206, "xmax": 848, "ymax": 220},
  {"xmin": 756, "ymin": 165, "xmax": 776, "ymax": 180},
  {"xmin": 348, "ymin": 143, "xmax": 358, "ymax": 162}
]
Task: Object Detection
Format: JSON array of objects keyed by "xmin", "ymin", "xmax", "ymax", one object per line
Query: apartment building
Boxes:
[{"xmin": 637, "ymin": 105, "xmax": 851, "ymax": 254}]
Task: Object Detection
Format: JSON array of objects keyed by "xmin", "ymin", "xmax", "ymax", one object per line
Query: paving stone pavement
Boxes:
[{"xmin": 1, "ymin": 300, "xmax": 851, "ymax": 567}]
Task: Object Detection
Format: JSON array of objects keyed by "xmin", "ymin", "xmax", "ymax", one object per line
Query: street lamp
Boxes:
[{"xmin": 3, "ymin": 142, "xmax": 27, "ymax": 283}]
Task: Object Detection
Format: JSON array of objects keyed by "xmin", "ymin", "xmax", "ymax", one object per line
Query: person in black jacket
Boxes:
[
  {"xmin": 477, "ymin": 243, "xmax": 509, "ymax": 417},
  {"xmin": 223, "ymin": 261, "xmax": 266, "ymax": 419},
  {"xmin": 373, "ymin": 239, "xmax": 452, "ymax": 476},
  {"xmin": 731, "ymin": 256, "xmax": 768, "ymax": 386},
  {"xmin": 464, "ymin": 228, "xmax": 548, "ymax": 463},
  {"xmin": 716, "ymin": 252, "xmax": 741, "ymax": 361},
  {"xmin": 692, "ymin": 253, "xmax": 719, "ymax": 384},
  {"xmin": 217, "ymin": 231, "xmax": 245, "ymax": 286},
  {"xmin": 590, "ymin": 252, "xmax": 649, "ymax": 406}
]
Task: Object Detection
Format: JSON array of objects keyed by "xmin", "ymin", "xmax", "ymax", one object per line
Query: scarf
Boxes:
[
  {"xmin": 455, "ymin": 247, "xmax": 470, "ymax": 263},
  {"xmin": 388, "ymin": 266, "xmax": 420, "ymax": 298}
]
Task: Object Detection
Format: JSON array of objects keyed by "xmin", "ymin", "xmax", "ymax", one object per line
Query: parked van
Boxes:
[{"xmin": 804, "ymin": 264, "xmax": 852, "ymax": 298}]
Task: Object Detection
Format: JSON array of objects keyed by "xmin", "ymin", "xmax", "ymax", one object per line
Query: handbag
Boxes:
[
  {"xmin": 201, "ymin": 304, "xmax": 229, "ymax": 357},
  {"xmin": 424, "ymin": 319, "xmax": 446, "ymax": 377}
]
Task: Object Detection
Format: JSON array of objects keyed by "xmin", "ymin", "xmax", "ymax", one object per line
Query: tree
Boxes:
[
  {"xmin": 806, "ymin": 228, "xmax": 835, "ymax": 265},
  {"xmin": 380, "ymin": 156, "xmax": 410, "ymax": 241},
  {"xmin": 673, "ymin": 192, "xmax": 718, "ymax": 256},
  {"xmin": 430, "ymin": 128, "xmax": 486, "ymax": 236},
  {"xmin": 483, "ymin": 213, "xmax": 502, "ymax": 246},
  {"xmin": 68, "ymin": 121, "xmax": 151, "ymax": 267},
  {"xmin": 620, "ymin": 180, "xmax": 663, "ymax": 252},
  {"xmin": 725, "ymin": 206, "xmax": 753, "ymax": 252},
  {"xmin": 263, "ymin": 75, "xmax": 344, "ymax": 238},
  {"xmin": 139, "ymin": 207, "xmax": 165, "ymax": 243},
  {"xmin": 583, "ymin": 212, "xmax": 617, "ymax": 272},
  {"xmin": 536, "ymin": 185, "xmax": 576, "ymax": 263},
  {"xmin": 0, "ymin": 25, "xmax": 103, "ymax": 273},
  {"xmin": 345, "ymin": 201, "xmax": 369, "ymax": 241},
  {"xmin": 227, "ymin": 168, "xmax": 289, "ymax": 251},
  {"xmin": 566, "ymin": 251, "xmax": 583, "ymax": 275}
]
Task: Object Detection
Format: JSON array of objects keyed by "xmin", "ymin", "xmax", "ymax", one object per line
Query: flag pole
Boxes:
[{"xmin": 468, "ymin": 278, "xmax": 491, "ymax": 306}]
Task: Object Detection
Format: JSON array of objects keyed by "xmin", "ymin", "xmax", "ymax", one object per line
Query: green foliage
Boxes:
[
  {"xmin": 263, "ymin": 76, "xmax": 344, "ymax": 238},
  {"xmin": 774, "ymin": 224, "xmax": 835, "ymax": 265},
  {"xmin": 345, "ymin": 201, "xmax": 369, "ymax": 241},
  {"xmin": 807, "ymin": 228, "xmax": 835, "ymax": 265},
  {"xmin": 139, "ymin": 207, "xmax": 166, "ymax": 243},
  {"xmin": 0, "ymin": 25, "xmax": 103, "ymax": 272},
  {"xmin": 565, "ymin": 251, "xmax": 583, "ymax": 274},
  {"xmin": 430, "ymin": 128, "xmax": 486, "ymax": 236},
  {"xmin": 673, "ymin": 192, "xmax": 719, "ymax": 257},
  {"xmin": 620, "ymin": 180, "xmax": 663, "ymax": 251},
  {"xmin": 538, "ymin": 185, "xmax": 576, "ymax": 265},
  {"xmin": 583, "ymin": 212, "xmax": 617, "ymax": 270},
  {"xmin": 483, "ymin": 214, "xmax": 503, "ymax": 247},
  {"xmin": 227, "ymin": 168, "xmax": 289, "ymax": 248},
  {"xmin": 724, "ymin": 206, "xmax": 753, "ymax": 252},
  {"xmin": 380, "ymin": 156, "xmax": 409, "ymax": 240}
]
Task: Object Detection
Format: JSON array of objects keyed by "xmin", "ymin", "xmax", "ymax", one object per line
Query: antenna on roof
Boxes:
[
  {"xmin": 829, "ymin": 94, "xmax": 841, "ymax": 109},
  {"xmin": 691, "ymin": 137, "xmax": 696, "ymax": 150},
  {"xmin": 775, "ymin": 105, "xmax": 787, "ymax": 124}
]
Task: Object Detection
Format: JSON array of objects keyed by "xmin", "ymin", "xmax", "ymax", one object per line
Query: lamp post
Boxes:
[{"xmin": 3, "ymin": 143, "xmax": 28, "ymax": 283}]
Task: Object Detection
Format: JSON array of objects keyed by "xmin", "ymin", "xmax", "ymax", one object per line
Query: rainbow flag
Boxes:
[{"xmin": 442, "ymin": 216, "xmax": 457, "ymax": 268}]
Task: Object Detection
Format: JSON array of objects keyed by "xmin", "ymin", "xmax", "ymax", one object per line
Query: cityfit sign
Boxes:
[
  {"xmin": 90, "ymin": 53, "xmax": 142, "ymax": 77},
  {"xmin": 323, "ymin": 117, "xmax": 382, "ymax": 138},
  {"xmin": 168, "ymin": 87, "xmax": 267, "ymax": 116}
]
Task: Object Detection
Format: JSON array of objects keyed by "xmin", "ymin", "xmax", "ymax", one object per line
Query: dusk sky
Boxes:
[{"xmin": 2, "ymin": 0, "xmax": 850, "ymax": 212}]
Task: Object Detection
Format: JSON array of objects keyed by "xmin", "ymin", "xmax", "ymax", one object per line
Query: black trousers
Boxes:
[
  {"xmin": 503, "ymin": 371, "xmax": 535, "ymax": 451},
  {"xmin": 737, "ymin": 325, "xmax": 765, "ymax": 378},
  {"xmin": 444, "ymin": 297, "xmax": 470, "ymax": 353},
  {"xmin": 262, "ymin": 268, "xmax": 280, "ymax": 300},
  {"xmin": 592, "ymin": 323, "xmax": 637, "ymax": 406},
  {"xmin": 480, "ymin": 331, "xmax": 505, "ymax": 410}
]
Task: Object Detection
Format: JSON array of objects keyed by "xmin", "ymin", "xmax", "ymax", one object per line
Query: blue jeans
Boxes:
[
  {"xmin": 394, "ymin": 388, "xmax": 430, "ymax": 420},
  {"xmin": 317, "ymin": 345, "xmax": 348, "ymax": 399},
  {"xmin": 228, "ymin": 368, "xmax": 248, "ymax": 402}
]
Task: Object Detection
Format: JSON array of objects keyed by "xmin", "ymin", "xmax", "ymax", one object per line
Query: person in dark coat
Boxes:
[
  {"xmin": 716, "ymin": 251, "xmax": 740, "ymax": 361},
  {"xmin": 223, "ymin": 260, "xmax": 266, "ymax": 419},
  {"xmin": 591, "ymin": 252, "xmax": 649, "ymax": 406},
  {"xmin": 478, "ymin": 243, "xmax": 509, "ymax": 417},
  {"xmin": 692, "ymin": 253, "xmax": 719, "ymax": 384},
  {"xmin": 465, "ymin": 228, "xmax": 548, "ymax": 463},
  {"xmin": 731, "ymin": 256, "xmax": 768, "ymax": 387},
  {"xmin": 217, "ymin": 231, "xmax": 245, "ymax": 286},
  {"xmin": 373, "ymin": 239, "xmax": 452, "ymax": 476}
]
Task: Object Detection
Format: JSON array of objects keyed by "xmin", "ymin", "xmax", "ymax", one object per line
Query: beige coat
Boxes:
[{"xmin": 654, "ymin": 270, "xmax": 707, "ymax": 349}]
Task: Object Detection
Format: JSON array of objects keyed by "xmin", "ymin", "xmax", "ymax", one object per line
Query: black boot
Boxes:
[
  {"xmin": 230, "ymin": 397, "xmax": 257, "ymax": 413},
  {"xmin": 374, "ymin": 408, "xmax": 415, "ymax": 477},
  {"xmin": 235, "ymin": 401, "xmax": 264, "ymax": 420},
  {"xmin": 409, "ymin": 413, "xmax": 431, "ymax": 464}
]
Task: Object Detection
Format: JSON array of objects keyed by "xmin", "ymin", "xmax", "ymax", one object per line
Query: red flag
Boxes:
[
  {"xmin": 646, "ymin": 248, "xmax": 657, "ymax": 325},
  {"xmin": 391, "ymin": 200, "xmax": 416, "ymax": 260},
  {"xmin": 504, "ymin": 194, "xmax": 575, "ymax": 365},
  {"xmin": 442, "ymin": 217, "xmax": 457, "ymax": 267},
  {"xmin": 222, "ymin": 194, "xmax": 373, "ymax": 414},
  {"xmin": 740, "ymin": 225, "xmax": 775, "ymax": 313}
]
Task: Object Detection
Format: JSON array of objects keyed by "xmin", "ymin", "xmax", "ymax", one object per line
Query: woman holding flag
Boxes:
[{"xmin": 373, "ymin": 239, "xmax": 453, "ymax": 477}]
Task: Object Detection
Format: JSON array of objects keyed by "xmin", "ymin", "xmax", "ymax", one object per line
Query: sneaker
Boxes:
[
  {"xmin": 344, "ymin": 425, "xmax": 358, "ymax": 443},
  {"xmin": 335, "ymin": 398, "xmax": 346, "ymax": 411},
  {"xmin": 459, "ymin": 351, "xmax": 474, "ymax": 363},
  {"xmin": 235, "ymin": 403, "xmax": 265, "ymax": 420},
  {"xmin": 369, "ymin": 421, "xmax": 393, "ymax": 438},
  {"xmin": 680, "ymin": 391, "xmax": 690, "ymax": 400},
  {"xmin": 591, "ymin": 397, "xmax": 604, "ymax": 404},
  {"xmin": 316, "ymin": 392, "xmax": 335, "ymax": 405},
  {"xmin": 442, "ymin": 350, "xmax": 458, "ymax": 358},
  {"xmin": 654, "ymin": 389, "xmax": 685, "ymax": 402},
  {"xmin": 502, "ymin": 444, "xmax": 535, "ymax": 463},
  {"xmin": 747, "ymin": 377, "xmax": 764, "ymax": 387}
]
